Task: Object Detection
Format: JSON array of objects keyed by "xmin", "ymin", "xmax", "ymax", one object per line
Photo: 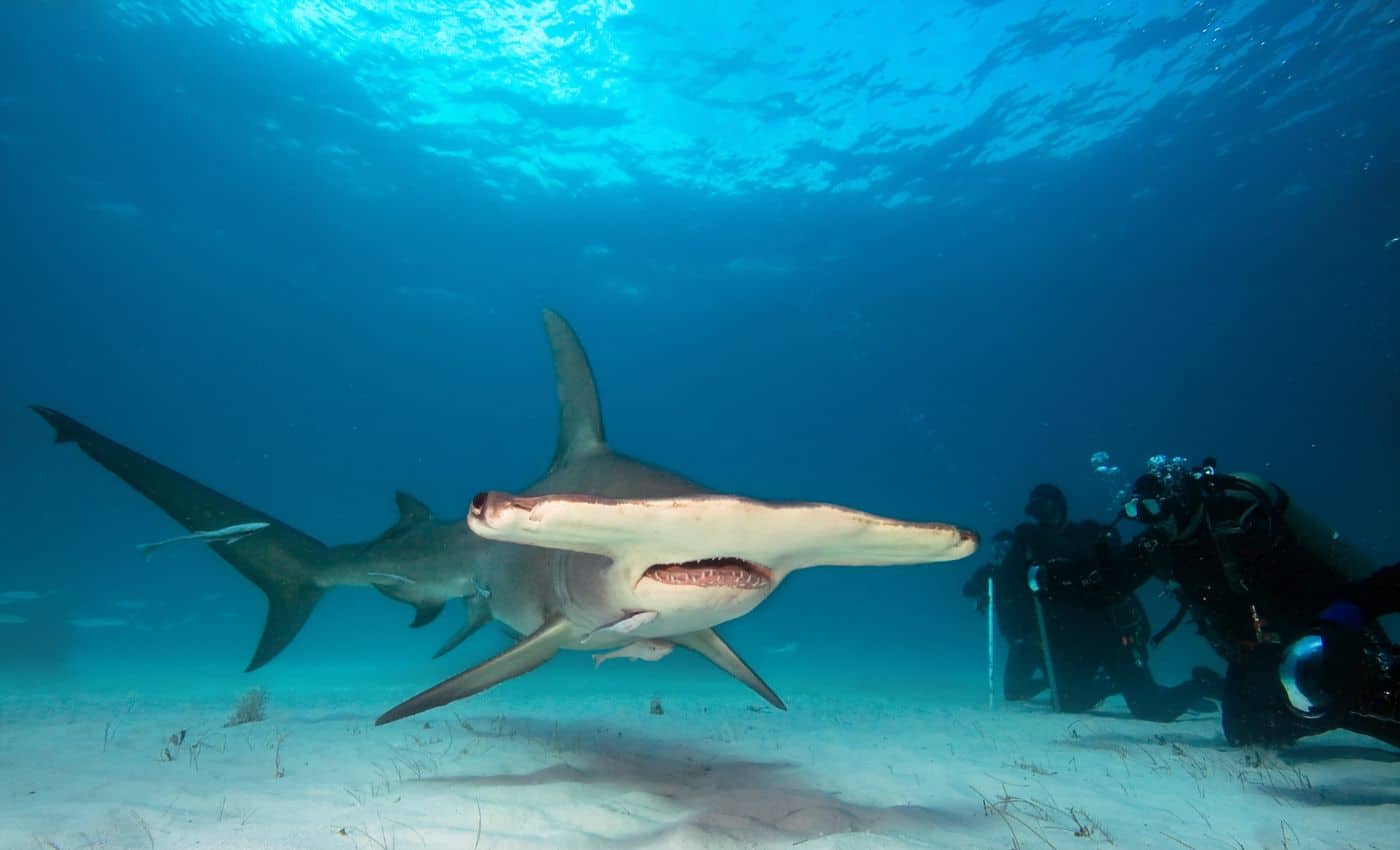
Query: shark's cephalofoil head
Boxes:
[
  {"xmin": 468, "ymin": 490, "xmax": 777, "ymax": 635},
  {"xmin": 467, "ymin": 490, "xmax": 978, "ymax": 637}
]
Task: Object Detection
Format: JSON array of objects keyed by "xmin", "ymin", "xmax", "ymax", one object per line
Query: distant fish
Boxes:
[
  {"xmin": 768, "ymin": 641, "xmax": 800, "ymax": 655},
  {"xmin": 592, "ymin": 639, "xmax": 674, "ymax": 668},
  {"xmin": 0, "ymin": 614, "xmax": 27, "ymax": 625},
  {"xmin": 1386, "ymin": 236, "xmax": 1399, "ymax": 250},
  {"xmin": 69, "ymin": 617, "xmax": 128, "ymax": 628},
  {"xmin": 136, "ymin": 522, "xmax": 270, "ymax": 558},
  {"xmin": 0, "ymin": 591, "xmax": 43, "ymax": 604}
]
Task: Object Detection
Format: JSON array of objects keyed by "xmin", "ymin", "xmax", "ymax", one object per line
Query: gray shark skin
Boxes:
[
  {"xmin": 33, "ymin": 310, "xmax": 978, "ymax": 723},
  {"xmin": 28, "ymin": 405, "xmax": 488, "ymax": 669}
]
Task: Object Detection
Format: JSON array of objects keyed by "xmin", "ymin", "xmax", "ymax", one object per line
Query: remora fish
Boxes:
[
  {"xmin": 592, "ymin": 639, "xmax": 675, "ymax": 668},
  {"xmin": 136, "ymin": 521, "xmax": 271, "ymax": 558}
]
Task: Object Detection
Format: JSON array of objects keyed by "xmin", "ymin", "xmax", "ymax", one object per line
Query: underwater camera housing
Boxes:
[{"xmin": 1280, "ymin": 630, "xmax": 1400, "ymax": 722}]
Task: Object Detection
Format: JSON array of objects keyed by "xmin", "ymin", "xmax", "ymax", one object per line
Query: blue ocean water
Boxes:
[{"xmin": 0, "ymin": 0, "xmax": 1397, "ymax": 812}]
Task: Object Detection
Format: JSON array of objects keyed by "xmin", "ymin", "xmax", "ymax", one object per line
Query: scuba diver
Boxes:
[
  {"xmin": 962, "ymin": 483, "xmax": 1220, "ymax": 719},
  {"xmin": 1030, "ymin": 456, "xmax": 1399, "ymax": 748}
]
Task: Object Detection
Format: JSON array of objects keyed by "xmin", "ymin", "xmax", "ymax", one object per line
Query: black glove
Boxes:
[{"xmin": 962, "ymin": 566, "xmax": 992, "ymax": 613}]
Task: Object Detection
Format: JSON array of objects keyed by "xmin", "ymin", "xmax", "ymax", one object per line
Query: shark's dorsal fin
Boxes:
[
  {"xmin": 542, "ymin": 309, "xmax": 606, "ymax": 472},
  {"xmin": 372, "ymin": 491, "xmax": 434, "ymax": 545}
]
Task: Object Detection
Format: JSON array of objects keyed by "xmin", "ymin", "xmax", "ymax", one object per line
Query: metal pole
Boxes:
[
  {"xmin": 987, "ymin": 575, "xmax": 995, "ymax": 710},
  {"xmin": 1033, "ymin": 594, "xmax": 1062, "ymax": 712}
]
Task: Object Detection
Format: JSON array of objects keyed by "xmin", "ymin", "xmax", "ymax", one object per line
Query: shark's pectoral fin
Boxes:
[
  {"xmin": 377, "ymin": 613, "xmax": 573, "ymax": 725},
  {"xmin": 673, "ymin": 628, "xmax": 786, "ymax": 711},
  {"xmin": 432, "ymin": 596, "xmax": 494, "ymax": 659}
]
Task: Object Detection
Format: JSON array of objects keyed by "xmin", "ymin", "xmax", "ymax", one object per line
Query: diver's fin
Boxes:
[
  {"xmin": 377, "ymin": 614, "xmax": 573, "ymax": 725},
  {"xmin": 673, "ymin": 628, "xmax": 786, "ymax": 710},
  {"xmin": 409, "ymin": 600, "xmax": 446, "ymax": 629},
  {"xmin": 30, "ymin": 405, "xmax": 330, "ymax": 671},
  {"xmin": 432, "ymin": 596, "xmax": 493, "ymax": 658},
  {"xmin": 541, "ymin": 309, "xmax": 605, "ymax": 471},
  {"xmin": 371, "ymin": 491, "xmax": 434, "ymax": 545}
]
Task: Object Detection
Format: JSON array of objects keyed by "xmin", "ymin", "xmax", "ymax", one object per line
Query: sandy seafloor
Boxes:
[{"xmin": 2, "ymin": 659, "xmax": 1396, "ymax": 850}]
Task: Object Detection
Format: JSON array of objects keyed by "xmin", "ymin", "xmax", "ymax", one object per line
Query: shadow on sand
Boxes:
[{"xmin": 414, "ymin": 715, "xmax": 977, "ymax": 846}]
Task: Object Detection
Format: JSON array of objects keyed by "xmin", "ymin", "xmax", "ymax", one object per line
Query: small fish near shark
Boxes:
[
  {"xmin": 593, "ymin": 638, "xmax": 674, "ymax": 668},
  {"xmin": 136, "ymin": 522, "xmax": 271, "ymax": 558},
  {"xmin": 32, "ymin": 310, "xmax": 977, "ymax": 724}
]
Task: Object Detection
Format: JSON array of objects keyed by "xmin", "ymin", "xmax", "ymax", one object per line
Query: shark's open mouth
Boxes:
[{"xmin": 642, "ymin": 557, "xmax": 772, "ymax": 590}]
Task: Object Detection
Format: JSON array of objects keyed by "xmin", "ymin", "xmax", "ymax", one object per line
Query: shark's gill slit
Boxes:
[{"xmin": 642, "ymin": 557, "xmax": 772, "ymax": 590}]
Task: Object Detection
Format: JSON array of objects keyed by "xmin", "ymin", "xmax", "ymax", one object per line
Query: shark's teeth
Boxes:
[{"xmin": 643, "ymin": 557, "xmax": 771, "ymax": 590}]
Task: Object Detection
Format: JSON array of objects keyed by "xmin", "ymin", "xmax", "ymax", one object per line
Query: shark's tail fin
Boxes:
[{"xmin": 31, "ymin": 405, "xmax": 331, "ymax": 671}]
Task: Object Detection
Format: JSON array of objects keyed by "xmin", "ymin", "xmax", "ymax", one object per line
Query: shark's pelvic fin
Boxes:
[
  {"xmin": 673, "ymin": 628, "xmax": 787, "ymax": 710},
  {"xmin": 408, "ymin": 600, "xmax": 446, "ymax": 629},
  {"xmin": 377, "ymin": 613, "xmax": 573, "ymax": 724},
  {"xmin": 30, "ymin": 405, "xmax": 331, "ymax": 671},
  {"xmin": 542, "ymin": 309, "xmax": 605, "ymax": 472},
  {"xmin": 432, "ymin": 595, "xmax": 493, "ymax": 659}
]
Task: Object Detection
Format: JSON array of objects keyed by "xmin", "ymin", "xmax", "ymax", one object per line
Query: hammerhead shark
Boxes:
[{"xmin": 32, "ymin": 310, "xmax": 977, "ymax": 724}]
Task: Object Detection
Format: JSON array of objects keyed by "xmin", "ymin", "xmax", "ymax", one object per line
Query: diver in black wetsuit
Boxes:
[
  {"xmin": 1033, "ymin": 456, "xmax": 1400, "ymax": 748},
  {"xmin": 963, "ymin": 484, "xmax": 1220, "ymax": 719}
]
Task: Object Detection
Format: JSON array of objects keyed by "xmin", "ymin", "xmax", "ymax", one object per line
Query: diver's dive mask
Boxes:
[
  {"xmin": 1121, "ymin": 473, "xmax": 1170, "ymax": 523},
  {"xmin": 1119, "ymin": 466, "xmax": 1202, "ymax": 533}
]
